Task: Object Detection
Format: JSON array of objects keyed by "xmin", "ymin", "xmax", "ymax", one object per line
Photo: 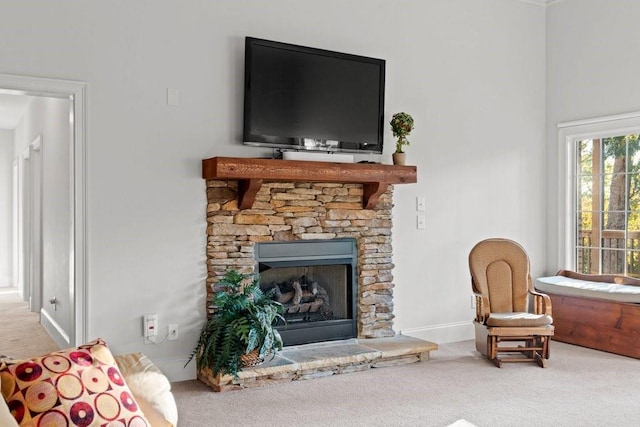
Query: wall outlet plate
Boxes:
[
  {"xmin": 143, "ymin": 314, "xmax": 158, "ymax": 344},
  {"xmin": 168, "ymin": 324, "xmax": 179, "ymax": 340}
]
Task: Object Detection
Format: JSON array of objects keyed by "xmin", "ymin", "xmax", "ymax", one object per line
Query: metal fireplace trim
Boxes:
[{"xmin": 254, "ymin": 238, "xmax": 358, "ymax": 346}]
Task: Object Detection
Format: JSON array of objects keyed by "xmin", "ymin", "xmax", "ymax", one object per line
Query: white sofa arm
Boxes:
[{"xmin": 115, "ymin": 352, "xmax": 178, "ymax": 427}]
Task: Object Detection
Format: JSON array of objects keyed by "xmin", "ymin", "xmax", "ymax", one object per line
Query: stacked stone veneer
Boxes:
[{"xmin": 205, "ymin": 180, "xmax": 396, "ymax": 338}]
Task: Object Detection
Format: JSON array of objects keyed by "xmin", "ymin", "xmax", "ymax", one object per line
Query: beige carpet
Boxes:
[
  {"xmin": 3, "ymin": 288, "xmax": 639, "ymax": 426},
  {"xmin": 0, "ymin": 288, "xmax": 59, "ymax": 360},
  {"xmin": 171, "ymin": 339, "xmax": 640, "ymax": 427}
]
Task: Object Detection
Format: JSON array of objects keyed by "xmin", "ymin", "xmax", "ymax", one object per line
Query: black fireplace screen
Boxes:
[{"xmin": 255, "ymin": 239, "xmax": 357, "ymax": 346}]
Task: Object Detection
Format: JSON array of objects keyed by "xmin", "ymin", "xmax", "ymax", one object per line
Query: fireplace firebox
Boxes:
[{"xmin": 255, "ymin": 238, "xmax": 357, "ymax": 346}]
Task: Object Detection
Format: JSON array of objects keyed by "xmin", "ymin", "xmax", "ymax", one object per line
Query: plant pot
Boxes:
[
  {"xmin": 392, "ymin": 152, "xmax": 406, "ymax": 166},
  {"xmin": 240, "ymin": 348, "xmax": 264, "ymax": 367}
]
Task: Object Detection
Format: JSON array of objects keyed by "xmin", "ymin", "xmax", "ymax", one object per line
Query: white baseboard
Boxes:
[
  {"xmin": 155, "ymin": 356, "xmax": 196, "ymax": 382},
  {"xmin": 399, "ymin": 321, "xmax": 474, "ymax": 344},
  {"xmin": 41, "ymin": 308, "xmax": 71, "ymax": 349}
]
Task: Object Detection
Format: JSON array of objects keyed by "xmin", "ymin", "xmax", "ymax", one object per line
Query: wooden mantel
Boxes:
[{"xmin": 202, "ymin": 156, "xmax": 417, "ymax": 209}]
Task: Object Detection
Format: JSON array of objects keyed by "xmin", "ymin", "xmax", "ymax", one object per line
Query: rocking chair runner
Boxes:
[{"xmin": 469, "ymin": 238, "xmax": 554, "ymax": 367}]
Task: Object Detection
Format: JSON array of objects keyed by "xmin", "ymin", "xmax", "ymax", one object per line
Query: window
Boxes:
[
  {"xmin": 558, "ymin": 112, "xmax": 640, "ymax": 277},
  {"xmin": 575, "ymin": 135, "xmax": 640, "ymax": 276}
]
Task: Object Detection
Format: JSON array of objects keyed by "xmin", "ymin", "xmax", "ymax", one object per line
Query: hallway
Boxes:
[{"xmin": 0, "ymin": 288, "xmax": 58, "ymax": 360}]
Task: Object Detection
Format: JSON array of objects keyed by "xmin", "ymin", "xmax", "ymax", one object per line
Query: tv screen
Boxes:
[{"xmin": 243, "ymin": 37, "xmax": 385, "ymax": 154}]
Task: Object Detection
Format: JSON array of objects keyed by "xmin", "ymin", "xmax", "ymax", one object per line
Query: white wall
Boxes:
[
  {"xmin": 546, "ymin": 0, "xmax": 640, "ymax": 271},
  {"xmin": 390, "ymin": 0, "xmax": 547, "ymax": 343},
  {"xmin": 0, "ymin": 130, "xmax": 13, "ymax": 286},
  {"xmin": 0, "ymin": 0, "xmax": 548, "ymax": 381}
]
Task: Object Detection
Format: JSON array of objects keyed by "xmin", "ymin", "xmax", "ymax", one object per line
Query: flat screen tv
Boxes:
[{"xmin": 243, "ymin": 37, "xmax": 386, "ymax": 154}]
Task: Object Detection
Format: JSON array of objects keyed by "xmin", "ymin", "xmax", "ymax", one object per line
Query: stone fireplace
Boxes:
[
  {"xmin": 199, "ymin": 157, "xmax": 430, "ymax": 391},
  {"xmin": 206, "ymin": 178, "xmax": 396, "ymax": 339},
  {"xmin": 203, "ymin": 157, "xmax": 417, "ymax": 339}
]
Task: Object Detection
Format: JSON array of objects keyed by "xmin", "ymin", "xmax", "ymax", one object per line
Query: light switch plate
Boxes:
[{"xmin": 167, "ymin": 88, "xmax": 179, "ymax": 106}]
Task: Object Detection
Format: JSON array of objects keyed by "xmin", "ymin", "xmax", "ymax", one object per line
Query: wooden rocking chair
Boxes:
[{"xmin": 469, "ymin": 238, "xmax": 554, "ymax": 367}]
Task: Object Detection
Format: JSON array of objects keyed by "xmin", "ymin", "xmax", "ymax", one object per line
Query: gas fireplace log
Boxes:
[
  {"xmin": 277, "ymin": 291, "xmax": 294, "ymax": 304},
  {"xmin": 298, "ymin": 302, "xmax": 312, "ymax": 313},
  {"xmin": 265, "ymin": 278, "xmax": 331, "ymax": 316},
  {"xmin": 292, "ymin": 281, "xmax": 302, "ymax": 305},
  {"xmin": 309, "ymin": 300, "xmax": 324, "ymax": 313},
  {"xmin": 292, "ymin": 280, "xmax": 321, "ymax": 305},
  {"xmin": 270, "ymin": 282, "xmax": 294, "ymax": 304},
  {"xmin": 284, "ymin": 298, "xmax": 326, "ymax": 314}
]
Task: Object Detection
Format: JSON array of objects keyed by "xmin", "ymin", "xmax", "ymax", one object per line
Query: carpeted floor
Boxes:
[
  {"xmin": 0, "ymin": 288, "xmax": 59, "ymax": 360},
  {"xmin": 171, "ymin": 338, "xmax": 640, "ymax": 427},
  {"xmin": 3, "ymin": 287, "xmax": 640, "ymax": 426}
]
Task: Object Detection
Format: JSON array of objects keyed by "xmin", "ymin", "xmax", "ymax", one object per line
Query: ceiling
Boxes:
[{"xmin": 0, "ymin": 93, "xmax": 33, "ymax": 130}]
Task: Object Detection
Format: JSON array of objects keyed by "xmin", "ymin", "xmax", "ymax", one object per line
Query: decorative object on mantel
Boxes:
[
  {"xmin": 186, "ymin": 270, "xmax": 285, "ymax": 378},
  {"xmin": 201, "ymin": 156, "xmax": 417, "ymax": 209},
  {"xmin": 390, "ymin": 112, "xmax": 415, "ymax": 166}
]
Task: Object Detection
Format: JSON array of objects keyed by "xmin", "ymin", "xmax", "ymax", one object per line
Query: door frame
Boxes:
[
  {"xmin": 20, "ymin": 144, "xmax": 31, "ymax": 305},
  {"xmin": 1, "ymin": 73, "xmax": 87, "ymax": 346},
  {"xmin": 28, "ymin": 135, "xmax": 42, "ymax": 314}
]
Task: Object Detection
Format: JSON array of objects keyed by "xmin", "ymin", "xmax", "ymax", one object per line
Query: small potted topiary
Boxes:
[
  {"xmin": 187, "ymin": 270, "xmax": 284, "ymax": 378},
  {"xmin": 390, "ymin": 112, "xmax": 415, "ymax": 165}
]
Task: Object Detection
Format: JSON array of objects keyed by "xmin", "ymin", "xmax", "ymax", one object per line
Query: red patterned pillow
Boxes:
[{"xmin": 0, "ymin": 338, "xmax": 150, "ymax": 426}]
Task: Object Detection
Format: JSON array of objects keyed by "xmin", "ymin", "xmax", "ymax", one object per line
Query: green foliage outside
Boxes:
[
  {"xmin": 577, "ymin": 134, "xmax": 640, "ymax": 275},
  {"xmin": 577, "ymin": 134, "xmax": 640, "ymax": 232}
]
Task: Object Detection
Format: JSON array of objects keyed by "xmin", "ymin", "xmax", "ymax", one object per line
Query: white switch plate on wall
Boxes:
[{"xmin": 167, "ymin": 88, "xmax": 179, "ymax": 106}]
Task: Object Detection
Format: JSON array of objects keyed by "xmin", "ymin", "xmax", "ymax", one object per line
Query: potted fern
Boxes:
[
  {"xmin": 390, "ymin": 112, "xmax": 415, "ymax": 165},
  {"xmin": 187, "ymin": 270, "xmax": 284, "ymax": 378}
]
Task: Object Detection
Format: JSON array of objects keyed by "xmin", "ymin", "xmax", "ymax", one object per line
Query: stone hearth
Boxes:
[{"xmin": 198, "ymin": 335, "xmax": 438, "ymax": 392}]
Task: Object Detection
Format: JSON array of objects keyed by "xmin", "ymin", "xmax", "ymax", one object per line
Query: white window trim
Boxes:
[{"xmin": 557, "ymin": 111, "xmax": 640, "ymax": 271}]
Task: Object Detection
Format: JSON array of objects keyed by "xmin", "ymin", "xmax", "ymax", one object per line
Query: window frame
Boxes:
[{"xmin": 558, "ymin": 112, "xmax": 640, "ymax": 273}]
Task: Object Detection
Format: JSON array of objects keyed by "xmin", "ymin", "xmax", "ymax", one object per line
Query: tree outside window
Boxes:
[{"xmin": 576, "ymin": 134, "xmax": 640, "ymax": 276}]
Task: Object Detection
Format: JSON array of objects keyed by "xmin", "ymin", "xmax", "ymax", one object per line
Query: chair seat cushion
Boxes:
[
  {"xmin": 536, "ymin": 275, "xmax": 640, "ymax": 303},
  {"xmin": 486, "ymin": 312, "xmax": 553, "ymax": 327}
]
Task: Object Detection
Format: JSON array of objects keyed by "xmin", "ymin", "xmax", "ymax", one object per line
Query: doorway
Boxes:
[{"xmin": 0, "ymin": 73, "xmax": 86, "ymax": 349}]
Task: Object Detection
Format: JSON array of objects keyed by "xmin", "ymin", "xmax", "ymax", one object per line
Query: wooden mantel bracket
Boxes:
[
  {"xmin": 362, "ymin": 182, "xmax": 389, "ymax": 210},
  {"xmin": 202, "ymin": 157, "xmax": 417, "ymax": 209},
  {"xmin": 238, "ymin": 179, "xmax": 263, "ymax": 209}
]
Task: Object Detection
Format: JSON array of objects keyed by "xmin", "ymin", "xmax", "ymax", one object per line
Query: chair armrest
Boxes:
[
  {"xmin": 529, "ymin": 289, "xmax": 552, "ymax": 316},
  {"xmin": 473, "ymin": 292, "xmax": 489, "ymax": 323}
]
